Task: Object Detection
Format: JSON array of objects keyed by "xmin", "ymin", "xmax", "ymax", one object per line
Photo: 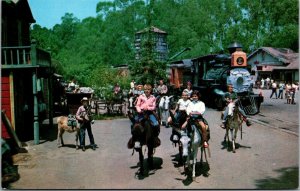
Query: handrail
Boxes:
[{"xmin": 1, "ymin": 44, "xmax": 51, "ymax": 67}]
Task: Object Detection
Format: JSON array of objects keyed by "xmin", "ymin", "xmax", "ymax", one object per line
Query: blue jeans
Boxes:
[
  {"xmin": 134, "ymin": 112, "xmax": 159, "ymax": 127},
  {"xmin": 79, "ymin": 122, "xmax": 95, "ymax": 146}
]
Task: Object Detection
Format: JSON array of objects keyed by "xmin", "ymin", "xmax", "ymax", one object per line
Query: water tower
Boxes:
[{"xmin": 134, "ymin": 26, "xmax": 168, "ymax": 62}]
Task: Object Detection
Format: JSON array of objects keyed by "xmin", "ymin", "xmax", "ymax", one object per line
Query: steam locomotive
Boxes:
[{"xmin": 169, "ymin": 42, "xmax": 263, "ymax": 115}]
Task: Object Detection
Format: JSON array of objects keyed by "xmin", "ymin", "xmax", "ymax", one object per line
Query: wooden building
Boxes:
[
  {"xmin": 168, "ymin": 59, "xmax": 193, "ymax": 89},
  {"xmin": 247, "ymin": 47, "xmax": 299, "ymax": 83},
  {"xmin": 1, "ymin": 0, "xmax": 53, "ymax": 144}
]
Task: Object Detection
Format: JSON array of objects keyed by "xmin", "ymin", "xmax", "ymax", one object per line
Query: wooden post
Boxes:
[
  {"xmin": 30, "ymin": 39, "xmax": 37, "ymax": 66},
  {"xmin": 32, "ymin": 72, "xmax": 39, "ymax": 145},
  {"xmin": 47, "ymin": 49, "xmax": 54, "ymax": 130}
]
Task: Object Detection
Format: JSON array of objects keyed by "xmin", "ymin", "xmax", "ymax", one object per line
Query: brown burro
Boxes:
[{"xmin": 57, "ymin": 115, "xmax": 80, "ymax": 149}]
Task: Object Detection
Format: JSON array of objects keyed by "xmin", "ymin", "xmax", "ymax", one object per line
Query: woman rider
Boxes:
[{"xmin": 182, "ymin": 90, "xmax": 209, "ymax": 148}]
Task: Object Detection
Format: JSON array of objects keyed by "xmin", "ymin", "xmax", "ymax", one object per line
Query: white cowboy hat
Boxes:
[{"xmin": 81, "ymin": 97, "xmax": 89, "ymax": 102}]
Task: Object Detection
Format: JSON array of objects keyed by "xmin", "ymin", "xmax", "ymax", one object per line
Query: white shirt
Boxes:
[
  {"xmin": 271, "ymin": 82, "xmax": 277, "ymax": 88},
  {"xmin": 186, "ymin": 100, "xmax": 205, "ymax": 115},
  {"xmin": 177, "ymin": 99, "xmax": 191, "ymax": 111}
]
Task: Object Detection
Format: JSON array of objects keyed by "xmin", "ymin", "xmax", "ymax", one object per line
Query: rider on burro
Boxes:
[
  {"xmin": 220, "ymin": 84, "xmax": 252, "ymax": 129},
  {"xmin": 181, "ymin": 90, "xmax": 209, "ymax": 148},
  {"xmin": 135, "ymin": 84, "xmax": 161, "ymax": 147}
]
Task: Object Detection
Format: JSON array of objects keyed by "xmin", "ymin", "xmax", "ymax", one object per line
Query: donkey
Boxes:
[
  {"xmin": 180, "ymin": 114, "xmax": 210, "ymax": 181},
  {"xmin": 168, "ymin": 109, "xmax": 188, "ymax": 165},
  {"xmin": 57, "ymin": 115, "xmax": 80, "ymax": 149},
  {"xmin": 225, "ymin": 101, "xmax": 243, "ymax": 153},
  {"xmin": 157, "ymin": 95, "xmax": 174, "ymax": 126},
  {"xmin": 127, "ymin": 111, "xmax": 158, "ymax": 175}
]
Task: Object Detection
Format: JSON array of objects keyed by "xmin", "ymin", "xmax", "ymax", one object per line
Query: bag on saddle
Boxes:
[{"xmin": 67, "ymin": 115, "xmax": 77, "ymax": 128}]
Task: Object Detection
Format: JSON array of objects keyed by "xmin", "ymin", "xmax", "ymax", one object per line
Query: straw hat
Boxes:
[{"xmin": 81, "ymin": 97, "xmax": 89, "ymax": 102}]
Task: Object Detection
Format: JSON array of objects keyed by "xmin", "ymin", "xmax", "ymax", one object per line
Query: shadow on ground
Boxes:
[
  {"xmin": 130, "ymin": 157, "xmax": 163, "ymax": 180},
  {"xmin": 255, "ymin": 166, "xmax": 299, "ymax": 189}
]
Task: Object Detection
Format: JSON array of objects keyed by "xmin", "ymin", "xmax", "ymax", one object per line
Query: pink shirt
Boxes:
[
  {"xmin": 76, "ymin": 105, "xmax": 87, "ymax": 122},
  {"xmin": 136, "ymin": 94, "xmax": 156, "ymax": 113}
]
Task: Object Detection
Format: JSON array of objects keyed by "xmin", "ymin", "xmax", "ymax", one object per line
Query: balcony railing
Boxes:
[{"xmin": 1, "ymin": 41, "xmax": 51, "ymax": 69}]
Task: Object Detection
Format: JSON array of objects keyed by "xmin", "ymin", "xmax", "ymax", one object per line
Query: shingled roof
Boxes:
[
  {"xmin": 248, "ymin": 47, "xmax": 297, "ymax": 64},
  {"xmin": 248, "ymin": 47, "xmax": 299, "ymax": 71},
  {"xmin": 136, "ymin": 26, "xmax": 167, "ymax": 34}
]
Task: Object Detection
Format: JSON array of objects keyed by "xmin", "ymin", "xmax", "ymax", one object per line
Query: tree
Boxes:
[{"xmin": 30, "ymin": 0, "xmax": 299, "ymax": 88}]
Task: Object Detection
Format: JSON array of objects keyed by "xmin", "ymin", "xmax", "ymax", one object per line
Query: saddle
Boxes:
[
  {"xmin": 67, "ymin": 115, "xmax": 77, "ymax": 129},
  {"xmin": 127, "ymin": 111, "xmax": 161, "ymax": 149},
  {"xmin": 187, "ymin": 115, "xmax": 210, "ymax": 142}
]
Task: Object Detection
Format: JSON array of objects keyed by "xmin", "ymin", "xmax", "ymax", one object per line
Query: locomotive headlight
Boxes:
[
  {"xmin": 236, "ymin": 57, "xmax": 244, "ymax": 65},
  {"xmin": 237, "ymin": 76, "xmax": 244, "ymax": 85}
]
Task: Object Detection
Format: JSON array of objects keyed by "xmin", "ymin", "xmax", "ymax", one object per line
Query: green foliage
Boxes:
[{"xmin": 30, "ymin": 0, "xmax": 298, "ymax": 88}]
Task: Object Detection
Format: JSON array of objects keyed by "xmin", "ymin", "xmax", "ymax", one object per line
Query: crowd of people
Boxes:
[
  {"xmin": 258, "ymin": 78, "xmax": 298, "ymax": 104},
  {"xmin": 72, "ymin": 76, "xmax": 298, "ymax": 152}
]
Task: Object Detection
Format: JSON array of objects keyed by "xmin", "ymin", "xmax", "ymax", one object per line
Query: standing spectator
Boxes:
[
  {"xmin": 156, "ymin": 79, "xmax": 168, "ymax": 101},
  {"xmin": 183, "ymin": 83, "xmax": 193, "ymax": 98},
  {"xmin": 270, "ymin": 81, "xmax": 278, "ymax": 99},
  {"xmin": 136, "ymin": 84, "xmax": 144, "ymax": 96},
  {"xmin": 277, "ymin": 82, "xmax": 285, "ymax": 99},
  {"xmin": 76, "ymin": 97, "xmax": 97, "ymax": 151},
  {"xmin": 260, "ymin": 78, "xmax": 265, "ymax": 89},
  {"xmin": 157, "ymin": 79, "xmax": 168, "ymax": 95},
  {"xmin": 285, "ymin": 82, "xmax": 292, "ymax": 104},
  {"xmin": 152, "ymin": 83, "xmax": 159, "ymax": 97},
  {"xmin": 130, "ymin": 80, "xmax": 135, "ymax": 92},
  {"xmin": 266, "ymin": 77, "xmax": 270, "ymax": 89},
  {"xmin": 113, "ymin": 83, "xmax": 121, "ymax": 95},
  {"xmin": 291, "ymin": 82, "xmax": 298, "ymax": 104}
]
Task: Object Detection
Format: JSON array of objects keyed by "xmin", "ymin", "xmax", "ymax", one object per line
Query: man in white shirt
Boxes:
[{"xmin": 270, "ymin": 81, "xmax": 278, "ymax": 99}]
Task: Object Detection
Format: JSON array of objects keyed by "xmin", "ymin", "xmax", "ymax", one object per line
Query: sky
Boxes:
[{"xmin": 28, "ymin": 0, "xmax": 102, "ymax": 29}]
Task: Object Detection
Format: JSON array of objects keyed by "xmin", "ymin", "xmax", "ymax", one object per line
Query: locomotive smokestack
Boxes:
[{"xmin": 228, "ymin": 42, "xmax": 243, "ymax": 54}]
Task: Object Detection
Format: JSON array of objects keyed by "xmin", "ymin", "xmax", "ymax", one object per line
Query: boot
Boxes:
[{"xmin": 201, "ymin": 128, "xmax": 209, "ymax": 148}]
